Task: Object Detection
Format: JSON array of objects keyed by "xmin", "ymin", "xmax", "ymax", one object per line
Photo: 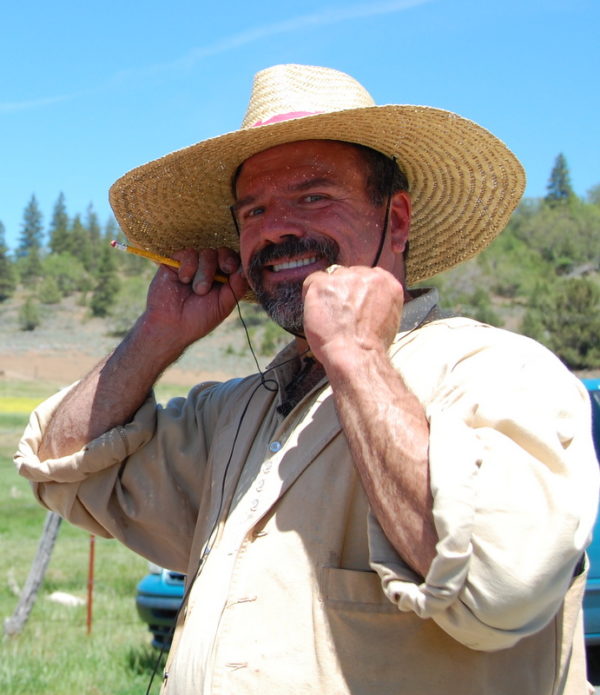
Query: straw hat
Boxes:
[{"xmin": 109, "ymin": 63, "xmax": 525, "ymax": 286}]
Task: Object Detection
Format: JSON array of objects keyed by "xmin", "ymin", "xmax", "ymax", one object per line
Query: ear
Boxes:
[{"xmin": 389, "ymin": 191, "xmax": 411, "ymax": 255}]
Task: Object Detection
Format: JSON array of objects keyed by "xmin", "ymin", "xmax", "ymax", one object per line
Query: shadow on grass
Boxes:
[{"xmin": 125, "ymin": 644, "xmax": 167, "ymax": 677}]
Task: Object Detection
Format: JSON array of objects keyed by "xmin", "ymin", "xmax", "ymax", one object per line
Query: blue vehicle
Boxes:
[
  {"xmin": 134, "ymin": 379, "xmax": 600, "ymax": 649},
  {"xmin": 582, "ymin": 378, "xmax": 600, "ymax": 644},
  {"xmin": 135, "ymin": 565, "xmax": 185, "ymax": 649}
]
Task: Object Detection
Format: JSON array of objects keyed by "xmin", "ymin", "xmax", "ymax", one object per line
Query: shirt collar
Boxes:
[{"xmin": 399, "ymin": 287, "xmax": 441, "ymax": 332}]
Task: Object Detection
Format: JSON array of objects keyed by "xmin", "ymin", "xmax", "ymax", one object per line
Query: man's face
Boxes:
[{"xmin": 233, "ymin": 140, "xmax": 392, "ymax": 333}]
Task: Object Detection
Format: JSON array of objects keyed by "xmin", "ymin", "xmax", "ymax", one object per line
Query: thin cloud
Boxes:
[
  {"xmin": 0, "ymin": 93, "xmax": 74, "ymax": 115},
  {"xmin": 178, "ymin": 0, "xmax": 433, "ymax": 67},
  {"xmin": 109, "ymin": 0, "xmax": 433, "ymax": 85},
  {"xmin": 1, "ymin": 0, "xmax": 432, "ymax": 112}
]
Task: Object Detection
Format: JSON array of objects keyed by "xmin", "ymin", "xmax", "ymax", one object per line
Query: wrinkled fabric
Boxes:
[{"xmin": 15, "ymin": 290, "xmax": 599, "ymax": 694}]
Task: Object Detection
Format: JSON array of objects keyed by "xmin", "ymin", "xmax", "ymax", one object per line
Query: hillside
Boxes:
[{"xmin": 0, "ymin": 288, "xmax": 288, "ymax": 393}]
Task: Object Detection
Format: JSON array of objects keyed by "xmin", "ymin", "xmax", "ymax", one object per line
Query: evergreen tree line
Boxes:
[
  {"xmin": 1, "ymin": 154, "xmax": 599, "ymax": 370},
  {"xmin": 0, "ymin": 191, "xmax": 150, "ymax": 327}
]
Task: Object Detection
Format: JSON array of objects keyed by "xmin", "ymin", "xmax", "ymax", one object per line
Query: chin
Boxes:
[{"xmin": 256, "ymin": 281, "xmax": 305, "ymax": 335}]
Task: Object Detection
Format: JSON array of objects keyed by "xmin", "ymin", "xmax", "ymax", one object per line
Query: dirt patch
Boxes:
[
  {"xmin": 0, "ymin": 292, "xmax": 275, "ymax": 389},
  {"xmin": 0, "ymin": 349, "xmax": 235, "ymax": 387}
]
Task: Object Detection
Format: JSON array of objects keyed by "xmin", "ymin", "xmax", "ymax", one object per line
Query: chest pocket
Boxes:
[{"xmin": 322, "ymin": 566, "xmax": 399, "ymax": 613}]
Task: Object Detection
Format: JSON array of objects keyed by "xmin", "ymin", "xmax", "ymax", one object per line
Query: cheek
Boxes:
[
  {"xmin": 238, "ymin": 238, "xmax": 255, "ymax": 273},
  {"xmin": 336, "ymin": 220, "xmax": 382, "ymax": 260}
]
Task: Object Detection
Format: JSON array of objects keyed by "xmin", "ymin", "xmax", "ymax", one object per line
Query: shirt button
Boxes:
[
  {"xmin": 250, "ymin": 499, "xmax": 259, "ymax": 511},
  {"xmin": 269, "ymin": 441, "xmax": 282, "ymax": 453}
]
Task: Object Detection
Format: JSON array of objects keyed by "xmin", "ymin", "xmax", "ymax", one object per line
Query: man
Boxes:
[{"xmin": 15, "ymin": 64, "xmax": 599, "ymax": 693}]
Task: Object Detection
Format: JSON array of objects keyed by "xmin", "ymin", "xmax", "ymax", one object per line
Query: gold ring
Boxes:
[{"xmin": 325, "ymin": 264, "xmax": 342, "ymax": 275}]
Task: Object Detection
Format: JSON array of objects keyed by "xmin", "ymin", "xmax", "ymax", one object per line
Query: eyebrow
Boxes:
[
  {"xmin": 233, "ymin": 176, "xmax": 338, "ymax": 212},
  {"xmin": 291, "ymin": 176, "xmax": 337, "ymax": 192}
]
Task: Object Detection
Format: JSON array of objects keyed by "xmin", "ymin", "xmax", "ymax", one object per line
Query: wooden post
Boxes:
[
  {"xmin": 4, "ymin": 511, "xmax": 62, "ymax": 637},
  {"xmin": 86, "ymin": 534, "xmax": 95, "ymax": 635}
]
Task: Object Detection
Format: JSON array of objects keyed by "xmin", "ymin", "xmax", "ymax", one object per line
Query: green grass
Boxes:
[
  {"xmin": 0, "ymin": 380, "xmax": 61, "ymax": 401},
  {"xmin": 0, "ymin": 381, "xmax": 168, "ymax": 694},
  {"xmin": 0, "ymin": 412, "xmax": 29, "ymax": 429}
]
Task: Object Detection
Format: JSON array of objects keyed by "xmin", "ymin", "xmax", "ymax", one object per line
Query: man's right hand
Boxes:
[{"xmin": 142, "ymin": 247, "xmax": 249, "ymax": 356}]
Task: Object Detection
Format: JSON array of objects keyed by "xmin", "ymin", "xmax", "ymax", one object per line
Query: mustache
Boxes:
[
  {"xmin": 248, "ymin": 236, "xmax": 339, "ymax": 278},
  {"xmin": 247, "ymin": 237, "xmax": 339, "ymax": 335}
]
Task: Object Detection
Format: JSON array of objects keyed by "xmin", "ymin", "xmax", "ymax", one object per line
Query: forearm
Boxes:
[
  {"xmin": 325, "ymin": 343, "xmax": 437, "ymax": 578},
  {"xmin": 38, "ymin": 314, "xmax": 184, "ymax": 460}
]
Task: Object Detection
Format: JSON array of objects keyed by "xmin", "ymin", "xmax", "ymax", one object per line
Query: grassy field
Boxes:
[{"xmin": 0, "ymin": 379, "xmax": 178, "ymax": 695}]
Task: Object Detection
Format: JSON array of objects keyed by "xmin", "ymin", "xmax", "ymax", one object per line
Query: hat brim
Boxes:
[{"xmin": 109, "ymin": 104, "xmax": 525, "ymax": 287}]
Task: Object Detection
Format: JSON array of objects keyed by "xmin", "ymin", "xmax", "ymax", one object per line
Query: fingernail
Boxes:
[{"xmin": 192, "ymin": 270, "xmax": 207, "ymax": 292}]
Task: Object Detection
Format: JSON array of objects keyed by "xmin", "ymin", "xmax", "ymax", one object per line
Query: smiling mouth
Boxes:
[{"xmin": 269, "ymin": 256, "xmax": 318, "ymax": 273}]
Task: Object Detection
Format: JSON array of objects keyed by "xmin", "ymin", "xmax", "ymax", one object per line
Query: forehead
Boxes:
[{"xmin": 235, "ymin": 140, "xmax": 366, "ymax": 191}]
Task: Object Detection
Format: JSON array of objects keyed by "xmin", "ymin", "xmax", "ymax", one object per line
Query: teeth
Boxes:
[{"xmin": 272, "ymin": 257, "xmax": 317, "ymax": 272}]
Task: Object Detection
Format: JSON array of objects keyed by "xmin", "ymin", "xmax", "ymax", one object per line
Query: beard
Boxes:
[{"xmin": 247, "ymin": 236, "xmax": 339, "ymax": 334}]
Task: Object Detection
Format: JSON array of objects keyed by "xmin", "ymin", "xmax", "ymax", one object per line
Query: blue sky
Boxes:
[{"xmin": 1, "ymin": 0, "xmax": 597, "ymax": 250}]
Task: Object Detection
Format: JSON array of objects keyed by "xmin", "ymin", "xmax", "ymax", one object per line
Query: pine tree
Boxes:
[
  {"xmin": 86, "ymin": 203, "xmax": 102, "ymax": 244},
  {"xmin": 70, "ymin": 213, "xmax": 94, "ymax": 272},
  {"xmin": 103, "ymin": 216, "xmax": 120, "ymax": 243},
  {"xmin": 48, "ymin": 192, "xmax": 71, "ymax": 255},
  {"xmin": 545, "ymin": 153, "xmax": 575, "ymax": 206},
  {"xmin": 104, "ymin": 215, "xmax": 146, "ymax": 275},
  {"xmin": 19, "ymin": 245, "xmax": 44, "ymax": 284},
  {"xmin": 85, "ymin": 203, "xmax": 103, "ymax": 273},
  {"xmin": 0, "ymin": 221, "xmax": 18, "ymax": 302},
  {"xmin": 17, "ymin": 194, "xmax": 44, "ymax": 258},
  {"xmin": 90, "ymin": 245, "xmax": 121, "ymax": 317}
]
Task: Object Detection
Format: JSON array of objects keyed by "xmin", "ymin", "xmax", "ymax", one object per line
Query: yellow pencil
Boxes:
[{"xmin": 110, "ymin": 241, "xmax": 228, "ymax": 284}]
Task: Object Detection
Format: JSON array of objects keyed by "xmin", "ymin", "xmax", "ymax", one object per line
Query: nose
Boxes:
[{"xmin": 261, "ymin": 221, "xmax": 305, "ymax": 248}]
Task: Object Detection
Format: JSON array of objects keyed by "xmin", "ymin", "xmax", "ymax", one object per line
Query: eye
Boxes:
[
  {"xmin": 302, "ymin": 193, "xmax": 326, "ymax": 203},
  {"xmin": 245, "ymin": 206, "xmax": 264, "ymax": 218}
]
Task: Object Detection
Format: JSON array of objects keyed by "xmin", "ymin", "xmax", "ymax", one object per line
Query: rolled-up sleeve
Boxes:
[
  {"xmin": 14, "ymin": 380, "xmax": 225, "ymax": 572},
  {"xmin": 369, "ymin": 324, "xmax": 599, "ymax": 651}
]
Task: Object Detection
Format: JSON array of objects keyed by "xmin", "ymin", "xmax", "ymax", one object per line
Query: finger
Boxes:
[
  {"xmin": 302, "ymin": 263, "xmax": 345, "ymax": 300},
  {"xmin": 193, "ymin": 249, "xmax": 219, "ymax": 295},
  {"xmin": 216, "ymin": 247, "xmax": 242, "ymax": 276},
  {"xmin": 171, "ymin": 249, "xmax": 199, "ymax": 284}
]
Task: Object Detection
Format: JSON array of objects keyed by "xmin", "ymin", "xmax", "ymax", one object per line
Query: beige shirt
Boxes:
[{"xmin": 15, "ymin": 290, "xmax": 599, "ymax": 694}]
